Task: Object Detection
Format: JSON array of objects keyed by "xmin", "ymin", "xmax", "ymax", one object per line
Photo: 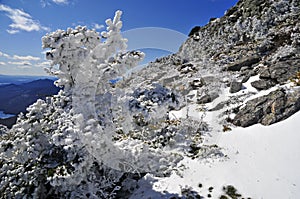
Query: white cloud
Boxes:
[
  {"xmin": 6, "ymin": 29, "xmax": 19, "ymax": 34},
  {"xmin": 41, "ymin": 0, "xmax": 69, "ymax": 7},
  {"xmin": 94, "ymin": 23, "xmax": 104, "ymax": 30},
  {"xmin": 8, "ymin": 61, "xmax": 32, "ymax": 66},
  {"xmin": 0, "ymin": 4, "xmax": 49, "ymax": 34},
  {"xmin": 17, "ymin": 65, "xmax": 32, "ymax": 69},
  {"xmin": 52, "ymin": 0, "xmax": 69, "ymax": 4},
  {"xmin": 35, "ymin": 61, "xmax": 51, "ymax": 67},
  {"xmin": 1, "ymin": 51, "xmax": 42, "ymax": 61},
  {"xmin": 0, "ymin": 51, "xmax": 10, "ymax": 58},
  {"xmin": 0, "ymin": 62, "xmax": 5, "ymax": 65},
  {"xmin": 13, "ymin": 55, "xmax": 40, "ymax": 61}
]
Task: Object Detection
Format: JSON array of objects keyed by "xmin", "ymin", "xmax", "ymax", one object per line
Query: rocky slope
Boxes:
[{"xmin": 123, "ymin": 0, "xmax": 300, "ymax": 128}]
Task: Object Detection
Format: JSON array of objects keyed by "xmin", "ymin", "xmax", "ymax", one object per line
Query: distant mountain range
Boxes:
[
  {"xmin": 0, "ymin": 74, "xmax": 57, "ymax": 85},
  {"xmin": 0, "ymin": 76, "xmax": 60, "ymax": 128}
]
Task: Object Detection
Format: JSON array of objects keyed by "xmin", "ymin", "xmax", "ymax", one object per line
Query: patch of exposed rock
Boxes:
[
  {"xmin": 251, "ymin": 58, "xmax": 300, "ymax": 90},
  {"xmin": 233, "ymin": 88, "xmax": 300, "ymax": 127}
]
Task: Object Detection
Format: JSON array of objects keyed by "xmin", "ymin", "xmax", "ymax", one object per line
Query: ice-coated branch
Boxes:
[
  {"xmin": 42, "ymin": 10, "xmax": 144, "ymax": 95},
  {"xmin": 42, "ymin": 10, "xmax": 148, "ymax": 173}
]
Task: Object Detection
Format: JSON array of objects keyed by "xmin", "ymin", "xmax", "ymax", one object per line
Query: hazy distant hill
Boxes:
[
  {"xmin": 0, "ymin": 78, "xmax": 60, "ymax": 128},
  {"xmin": 0, "ymin": 74, "xmax": 57, "ymax": 85}
]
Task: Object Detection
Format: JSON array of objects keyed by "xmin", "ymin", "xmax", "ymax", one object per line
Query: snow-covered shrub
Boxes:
[
  {"xmin": 0, "ymin": 10, "xmax": 147, "ymax": 198},
  {"xmin": 0, "ymin": 124, "xmax": 7, "ymax": 135},
  {"xmin": 0, "ymin": 90, "xmax": 127, "ymax": 198},
  {"xmin": 0, "ymin": 9, "xmax": 216, "ymax": 198}
]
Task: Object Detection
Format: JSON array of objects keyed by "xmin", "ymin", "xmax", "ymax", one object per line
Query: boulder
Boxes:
[
  {"xmin": 177, "ymin": 63, "xmax": 197, "ymax": 74},
  {"xmin": 242, "ymin": 75, "xmax": 250, "ymax": 83},
  {"xmin": 269, "ymin": 59, "xmax": 300, "ymax": 83},
  {"xmin": 188, "ymin": 26, "xmax": 201, "ymax": 37},
  {"xmin": 229, "ymin": 81, "xmax": 243, "ymax": 93},
  {"xmin": 270, "ymin": 67, "xmax": 288, "ymax": 81},
  {"xmin": 189, "ymin": 78, "xmax": 205, "ymax": 89},
  {"xmin": 251, "ymin": 79, "xmax": 276, "ymax": 90},
  {"xmin": 233, "ymin": 88, "xmax": 300, "ymax": 127},
  {"xmin": 259, "ymin": 68, "xmax": 271, "ymax": 79},
  {"xmin": 226, "ymin": 55, "xmax": 260, "ymax": 71},
  {"xmin": 197, "ymin": 92, "xmax": 219, "ymax": 104}
]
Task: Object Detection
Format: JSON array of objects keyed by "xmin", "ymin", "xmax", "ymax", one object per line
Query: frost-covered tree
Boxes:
[
  {"xmin": 0, "ymin": 10, "xmax": 211, "ymax": 198},
  {"xmin": 41, "ymin": 10, "xmax": 187, "ymax": 175}
]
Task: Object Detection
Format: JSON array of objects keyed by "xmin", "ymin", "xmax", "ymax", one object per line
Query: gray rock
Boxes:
[
  {"xmin": 226, "ymin": 55, "xmax": 260, "ymax": 71},
  {"xmin": 177, "ymin": 63, "xmax": 197, "ymax": 74},
  {"xmin": 235, "ymin": 109, "xmax": 264, "ymax": 127},
  {"xmin": 264, "ymin": 59, "xmax": 300, "ymax": 84},
  {"xmin": 162, "ymin": 75, "xmax": 181, "ymax": 85},
  {"xmin": 281, "ymin": 90, "xmax": 300, "ymax": 119},
  {"xmin": 233, "ymin": 88, "xmax": 300, "ymax": 127},
  {"xmin": 251, "ymin": 79, "xmax": 276, "ymax": 90},
  {"xmin": 209, "ymin": 101, "xmax": 227, "ymax": 111},
  {"xmin": 229, "ymin": 81, "xmax": 243, "ymax": 93},
  {"xmin": 242, "ymin": 75, "xmax": 251, "ymax": 83},
  {"xmin": 189, "ymin": 78, "xmax": 205, "ymax": 89},
  {"xmin": 202, "ymin": 76, "xmax": 218, "ymax": 84},
  {"xmin": 257, "ymin": 41, "xmax": 275, "ymax": 55},
  {"xmin": 270, "ymin": 67, "xmax": 288, "ymax": 80},
  {"xmin": 197, "ymin": 92, "xmax": 219, "ymax": 104},
  {"xmin": 259, "ymin": 68, "xmax": 271, "ymax": 79}
]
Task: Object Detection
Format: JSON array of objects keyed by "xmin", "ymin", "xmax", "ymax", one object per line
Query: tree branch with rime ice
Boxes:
[
  {"xmin": 0, "ymin": 10, "xmax": 215, "ymax": 198},
  {"xmin": 42, "ymin": 10, "xmax": 183, "ymax": 175}
]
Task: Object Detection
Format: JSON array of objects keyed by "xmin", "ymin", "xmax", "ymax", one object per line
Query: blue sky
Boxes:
[{"xmin": 0, "ymin": 0, "xmax": 238, "ymax": 76}]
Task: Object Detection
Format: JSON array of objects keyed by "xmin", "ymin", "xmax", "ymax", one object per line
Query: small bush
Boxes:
[{"xmin": 290, "ymin": 71, "xmax": 300, "ymax": 86}]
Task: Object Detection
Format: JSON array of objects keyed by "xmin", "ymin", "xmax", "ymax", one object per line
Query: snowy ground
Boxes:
[
  {"xmin": 130, "ymin": 75, "xmax": 300, "ymax": 199},
  {"xmin": 131, "ymin": 110, "xmax": 300, "ymax": 199}
]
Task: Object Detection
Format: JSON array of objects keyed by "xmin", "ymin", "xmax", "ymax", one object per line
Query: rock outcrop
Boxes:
[
  {"xmin": 233, "ymin": 88, "xmax": 300, "ymax": 127},
  {"xmin": 175, "ymin": 0, "xmax": 300, "ymax": 127}
]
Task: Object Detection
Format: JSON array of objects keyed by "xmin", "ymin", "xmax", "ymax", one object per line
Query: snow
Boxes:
[{"xmin": 132, "ymin": 111, "xmax": 300, "ymax": 199}]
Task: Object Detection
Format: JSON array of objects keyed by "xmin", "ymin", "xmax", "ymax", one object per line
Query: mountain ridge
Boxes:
[{"xmin": 0, "ymin": 78, "xmax": 60, "ymax": 128}]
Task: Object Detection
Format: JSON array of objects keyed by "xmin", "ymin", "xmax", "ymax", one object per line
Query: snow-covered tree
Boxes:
[{"xmin": 0, "ymin": 10, "xmax": 210, "ymax": 198}]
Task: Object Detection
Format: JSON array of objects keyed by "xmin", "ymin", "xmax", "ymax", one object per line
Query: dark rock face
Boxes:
[
  {"xmin": 197, "ymin": 92, "xmax": 219, "ymax": 104},
  {"xmin": 188, "ymin": 26, "xmax": 201, "ymax": 37},
  {"xmin": 0, "ymin": 116, "xmax": 17, "ymax": 129},
  {"xmin": 189, "ymin": 78, "xmax": 205, "ymax": 89},
  {"xmin": 229, "ymin": 81, "xmax": 243, "ymax": 93},
  {"xmin": 233, "ymin": 88, "xmax": 300, "ymax": 127},
  {"xmin": 270, "ymin": 60, "xmax": 300, "ymax": 83},
  {"xmin": 226, "ymin": 56, "xmax": 260, "ymax": 71},
  {"xmin": 252, "ymin": 59, "xmax": 300, "ymax": 90},
  {"xmin": 177, "ymin": 63, "xmax": 198, "ymax": 74},
  {"xmin": 251, "ymin": 79, "xmax": 276, "ymax": 90}
]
